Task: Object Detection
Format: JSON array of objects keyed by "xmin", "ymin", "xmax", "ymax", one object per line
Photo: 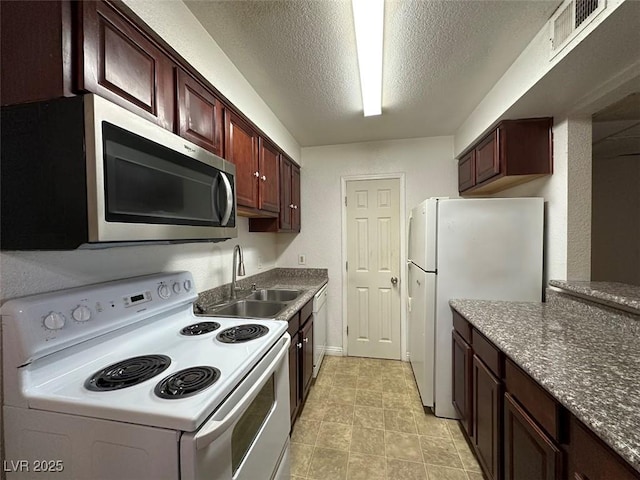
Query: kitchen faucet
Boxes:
[{"xmin": 231, "ymin": 245, "xmax": 246, "ymax": 299}]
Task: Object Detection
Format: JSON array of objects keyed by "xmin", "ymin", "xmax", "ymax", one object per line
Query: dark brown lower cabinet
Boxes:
[
  {"xmin": 288, "ymin": 317, "xmax": 300, "ymax": 424},
  {"xmin": 567, "ymin": 415, "xmax": 640, "ymax": 480},
  {"xmin": 288, "ymin": 300, "xmax": 314, "ymax": 429},
  {"xmin": 452, "ymin": 330, "xmax": 473, "ymax": 437},
  {"xmin": 301, "ymin": 317, "xmax": 314, "ymax": 403},
  {"xmin": 452, "ymin": 307, "xmax": 639, "ymax": 480},
  {"xmin": 504, "ymin": 393, "xmax": 562, "ymax": 480},
  {"xmin": 473, "ymin": 355, "xmax": 502, "ymax": 480}
]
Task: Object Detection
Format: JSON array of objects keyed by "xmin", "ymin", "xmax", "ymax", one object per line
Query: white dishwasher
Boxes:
[{"xmin": 312, "ymin": 283, "xmax": 328, "ymax": 378}]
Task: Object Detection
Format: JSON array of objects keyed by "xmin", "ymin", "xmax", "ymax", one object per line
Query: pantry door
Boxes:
[{"xmin": 345, "ymin": 178, "xmax": 401, "ymax": 359}]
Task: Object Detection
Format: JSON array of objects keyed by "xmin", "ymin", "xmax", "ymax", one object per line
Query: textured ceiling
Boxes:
[{"xmin": 185, "ymin": 0, "xmax": 561, "ymax": 147}]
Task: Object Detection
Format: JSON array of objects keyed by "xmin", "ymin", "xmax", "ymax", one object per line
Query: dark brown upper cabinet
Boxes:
[
  {"xmin": 2, "ymin": 0, "xmax": 303, "ymax": 226},
  {"xmin": 249, "ymin": 154, "xmax": 300, "ymax": 233},
  {"xmin": 458, "ymin": 118, "xmax": 553, "ymax": 195},
  {"xmin": 176, "ymin": 69, "xmax": 224, "ymax": 157},
  {"xmin": 279, "ymin": 157, "xmax": 294, "ymax": 231},
  {"xmin": 258, "ymin": 138, "xmax": 281, "ymax": 213},
  {"xmin": 1, "ymin": 1, "xmax": 74, "ymax": 106},
  {"xmin": 224, "ymin": 110, "xmax": 260, "ymax": 210},
  {"xmin": 458, "ymin": 151, "xmax": 475, "ymax": 192},
  {"xmin": 291, "ymin": 164, "xmax": 301, "ymax": 232},
  {"xmin": 77, "ymin": 1, "xmax": 176, "ymax": 130}
]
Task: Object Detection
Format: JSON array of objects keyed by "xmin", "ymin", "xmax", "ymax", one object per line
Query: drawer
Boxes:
[
  {"xmin": 300, "ymin": 298, "xmax": 313, "ymax": 325},
  {"xmin": 452, "ymin": 309, "xmax": 472, "ymax": 343},
  {"xmin": 505, "ymin": 359, "xmax": 561, "ymax": 441},
  {"xmin": 472, "ymin": 330, "xmax": 503, "ymax": 378}
]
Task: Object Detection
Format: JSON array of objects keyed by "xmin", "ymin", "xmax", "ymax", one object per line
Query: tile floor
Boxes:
[{"xmin": 290, "ymin": 355, "xmax": 486, "ymax": 480}]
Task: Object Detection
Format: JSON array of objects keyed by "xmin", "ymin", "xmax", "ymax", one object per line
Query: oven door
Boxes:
[{"xmin": 180, "ymin": 335, "xmax": 291, "ymax": 480}]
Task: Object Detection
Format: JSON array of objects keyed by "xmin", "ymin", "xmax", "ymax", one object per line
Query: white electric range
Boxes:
[{"xmin": 2, "ymin": 272, "xmax": 290, "ymax": 480}]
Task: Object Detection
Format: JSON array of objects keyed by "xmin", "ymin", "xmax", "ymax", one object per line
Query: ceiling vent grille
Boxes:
[{"xmin": 550, "ymin": 0, "xmax": 606, "ymax": 58}]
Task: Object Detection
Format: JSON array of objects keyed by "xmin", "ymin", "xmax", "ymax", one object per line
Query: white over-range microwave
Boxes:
[{"xmin": 0, "ymin": 94, "xmax": 237, "ymax": 249}]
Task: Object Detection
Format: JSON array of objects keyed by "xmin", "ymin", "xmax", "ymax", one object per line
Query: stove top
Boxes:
[
  {"xmin": 85, "ymin": 354, "xmax": 171, "ymax": 391},
  {"xmin": 180, "ymin": 321, "xmax": 221, "ymax": 336},
  {"xmin": 1, "ymin": 272, "xmax": 289, "ymax": 432},
  {"xmin": 217, "ymin": 324, "xmax": 269, "ymax": 343},
  {"xmin": 154, "ymin": 366, "xmax": 220, "ymax": 399}
]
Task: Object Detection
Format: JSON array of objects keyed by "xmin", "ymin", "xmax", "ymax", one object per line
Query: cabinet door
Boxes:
[
  {"xmin": 289, "ymin": 335, "xmax": 300, "ymax": 425},
  {"xmin": 458, "ymin": 151, "xmax": 475, "ymax": 192},
  {"xmin": 224, "ymin": 110, "xmax": 259, "ymax": 208},
  {"xmin": 279, "ymin": 157, "xmax": 293, "ymax": 231},
  {"xmin": 78, "ymin": 1, "xmax": 175, "ymax": 130},
  {"xmin": 258, "ymin": 138, "xmax": 280, "ymax": 213},
  {"xmin": 473, "ymin": 355, "xmax": 503, "ymax": 480},
  {"xmin": 301, "ymin": 317, "xmax": 314, "ymax": 402},
  {"xmin": 291, "ymin": 164, "xmax": 301, "ymax": 232},
  {"xmin": 452, "ymin": 331, "xmax": 473, "ymax": 438},
  {"xmin": 504, "ymin": 393, "xmax": 562, "ymax": 480},
  {"xmin": 475, "ymin": 130, "xmax": 500, "ymax": 184},
  {"xmin": 176, "ymin": 69, "xmax": 223, "ymax": 156}
]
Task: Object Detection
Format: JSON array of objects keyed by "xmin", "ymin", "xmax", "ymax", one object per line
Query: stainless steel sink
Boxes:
[
  {"xmin": 247, "ymin": 289, "xmax": 302, "ymax": 302},
  {"xmin": 206, "ymin": 300, "xmax": 288, "ymax": 319}
]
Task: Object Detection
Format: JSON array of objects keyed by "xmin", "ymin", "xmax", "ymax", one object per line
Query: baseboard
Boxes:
[{"xmin": 324, "ymin": 346, "xmax": 344, "ymax": 356}]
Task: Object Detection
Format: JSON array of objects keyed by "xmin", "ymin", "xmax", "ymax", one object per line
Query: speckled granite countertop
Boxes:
[
  {"xmin": 449, "ymin": 298, "xmax": 640, "ymax": 472},
  {"xmin": 549, "ymin": 280, "xmax": 640, "ymax": 313},
  {"xmin": 197, "ymin": 268, "xmax": 328, "ymax": 322}
]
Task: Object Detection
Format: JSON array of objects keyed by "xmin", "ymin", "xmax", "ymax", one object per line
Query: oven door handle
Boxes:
[{"xmin": 195, "ymin": 336, "xmax": 290, "ymax": 450}]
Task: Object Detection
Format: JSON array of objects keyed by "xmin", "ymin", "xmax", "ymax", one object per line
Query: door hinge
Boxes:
[
  {"xmin": 346, "ymin": 261, "xmax": 348, "ymax": 271},
  {"xmin": 345, "ymin": 196, "xmax": 347, "ymax": 206},
  {"xmin": 346, "ymin": 326, "xmax": 349, "ymax": 335}
]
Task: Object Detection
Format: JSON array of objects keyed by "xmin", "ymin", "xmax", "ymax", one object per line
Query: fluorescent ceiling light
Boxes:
[{"xmin": 352, "ymin": 0, "xmax": 384, "ymax": 117}]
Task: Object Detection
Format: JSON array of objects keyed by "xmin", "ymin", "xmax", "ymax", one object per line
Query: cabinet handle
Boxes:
[
  {"xmin": 297, "ymin": 342, "xmax": 302, "ymax": 349},
  {"xmin": 294, "ymin": 205, "xmax": 298, "ymax": 210},
  {"xmin": 261, "ymin": 175, "xmax": 267, "ymax": 181},
  {"xmin": 253, "ymin": 171, "xmax": 260, "ymax": 177},
  {"xmin": 290, "ymin": 204, "xmax": 295, "ymax": 209},
  {"xmin": 304, "ymin": 337, "xmax": 309, "ymax": 343}
]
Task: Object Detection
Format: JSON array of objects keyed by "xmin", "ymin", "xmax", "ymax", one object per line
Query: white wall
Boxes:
[
  {"xmin": 489, "ymin": 118, "xmax": 592, "ymax": 285},
  {"xmin": 592, "ymin": 155, "xmax": 640, "ymax": 285},
  {"xmin": 123, "ymin": 0, "xmax": 301, "ymax": 163},
  {"xmin": 0, "ymin": 219, "xmax": 277, "ymax": 302},
  {"xmin": 277, "ymin": 136, "xmax": 457, "ymax": 352}
]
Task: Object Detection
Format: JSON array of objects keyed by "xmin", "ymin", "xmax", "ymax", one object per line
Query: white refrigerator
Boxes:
[{"xmin": 407, "ymin": 197, "xmax": 543, "ymax": 419}]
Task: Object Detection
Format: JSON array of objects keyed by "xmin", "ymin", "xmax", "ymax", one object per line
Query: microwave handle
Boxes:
[
  {"xmin": 195, "ymin": 336, "xmax": 289, "ymax": 450},
  {"xmin": 219, "ymin": 172, "xmax": 233, "ymax": 226}
]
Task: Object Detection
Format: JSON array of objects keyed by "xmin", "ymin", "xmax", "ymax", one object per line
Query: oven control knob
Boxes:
[
  {"xmin": 183, "ymin": 280, "xmax": 192, "ymax": 292},
  {"xmin": 172, "ymin": 282, "xmax": 181, "ymax": 294},
  {"xmin": 157, "ymin": 284, "xmax": 171, "ymax": 299},
  {"xmin": 43, "ymin": 312, "xmax": 66, "ymax": 330},
  {"xmin": 72, "ymin": 305, "xmax": 92, "ymax": 322}
]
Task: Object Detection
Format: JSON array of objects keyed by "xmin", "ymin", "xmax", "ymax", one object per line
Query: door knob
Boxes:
[{"xmin": 391, "ymin": 277, "xmax": 398, "ymax": 285}]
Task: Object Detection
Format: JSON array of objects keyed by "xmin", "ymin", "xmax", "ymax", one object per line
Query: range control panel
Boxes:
[{"xmin": 1, "ymin": 272, "xmax": 198, "ymax": 366}]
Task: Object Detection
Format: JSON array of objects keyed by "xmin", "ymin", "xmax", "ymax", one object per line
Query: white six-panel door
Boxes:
[{"xmin": 346, "ymin": 178, "xmax": 401, "ymax": 359}]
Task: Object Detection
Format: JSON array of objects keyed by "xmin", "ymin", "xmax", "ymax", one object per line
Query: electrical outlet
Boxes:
[{"xmin": 298, "ymin": 254, "xmax": 306, "ymax": 265}]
